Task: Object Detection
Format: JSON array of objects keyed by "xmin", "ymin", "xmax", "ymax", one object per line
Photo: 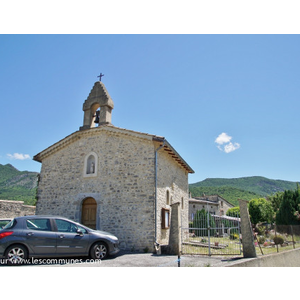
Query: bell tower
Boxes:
[{"xmin": 79, "ymin": 81, "xmax": 114, "ymax": 131}]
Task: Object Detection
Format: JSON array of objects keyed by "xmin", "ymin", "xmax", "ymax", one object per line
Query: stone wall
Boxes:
[
  {"xmin": 156, "ymin": 142, "xmax": 189, "ymax": 246},
  {"xmin": 36, "ymin": 127, "xmax": 190, "ymax": 252},
  {"xmin": 226, "ymin": 248, "xmax": 300, "ymax": 267},
  {"xmin": 0, "ymin": 200, "xmax": 36, "ymax": 218}
]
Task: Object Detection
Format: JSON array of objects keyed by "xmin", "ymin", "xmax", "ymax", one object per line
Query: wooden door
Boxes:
[{"xmin": 81, "ymin": 198, "xmax": 97, "ymax": 229}]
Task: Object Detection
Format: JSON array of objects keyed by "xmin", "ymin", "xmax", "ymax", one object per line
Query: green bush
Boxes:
[
  {"xmin": 257, "ymin": 225, "xmax": 266, "ymax": 235},
  {"xmin": 273, "ymin": 235, "xmax": 284, "ymax": 245},
  {"xmin": 191, "ymin": 209, "xmax": 216, "ymax": 237},
  {"xmin": 258, "ymin": 236, "xmax": 266, "ymax": 244}
]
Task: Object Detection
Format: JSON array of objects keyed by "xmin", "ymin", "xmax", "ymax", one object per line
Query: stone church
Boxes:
[{"xmin": 33, "ymin": 80, "xmax": 194, "ymax": 252}]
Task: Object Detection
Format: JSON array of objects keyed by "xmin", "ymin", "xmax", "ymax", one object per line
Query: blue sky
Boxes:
[{"xmin": 1, "ymin": 34, "xmax": 300, "ymax": 183}]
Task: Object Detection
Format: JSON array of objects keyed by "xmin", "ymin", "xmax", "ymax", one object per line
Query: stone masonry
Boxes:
[
  {"xmin": 34, "ymin": 126, "xmax": 193, "ymax": 251},
  {"xmin": 33, "ymin": 81, "xmax": 194, "ymax": 252},
  {"xmin": 239, "ymin": 199, "xmax": 257, "ymax": 258},
  {"xmin": 0, "ymin": 199, "xmax": 36, "ymax": 218}
]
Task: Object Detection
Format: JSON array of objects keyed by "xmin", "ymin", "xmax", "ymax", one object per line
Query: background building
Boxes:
[{"xmin": 189, "ymin": 194, "xmax": 234, "ymax": 220}]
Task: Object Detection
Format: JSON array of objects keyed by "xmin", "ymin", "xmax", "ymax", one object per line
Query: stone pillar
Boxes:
[
  {"xmin": 99, "ymin": 105, "xmax": 113, "ymax": 125},
  {"xmin": 169, "ymin": 202, "xmax": 181, "ymax": 255},
  {"xmin": 239, "ymin": 199, "xmax": 257, "ymax": 258}
]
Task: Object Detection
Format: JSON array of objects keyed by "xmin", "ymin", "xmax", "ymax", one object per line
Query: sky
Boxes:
[{"xmin": 1, "ymin": 34, "xmax": 300, "ymax": 184}]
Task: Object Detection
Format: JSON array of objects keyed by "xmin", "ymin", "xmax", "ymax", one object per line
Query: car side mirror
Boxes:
[{"xmin": 76, "ymin": 229, "xmax": 84, "ymax": 236}]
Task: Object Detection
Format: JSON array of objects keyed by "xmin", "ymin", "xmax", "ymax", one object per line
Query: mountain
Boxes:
[
  {"xmin": 1, "ymin": 163, "xmax": 298, "ymax": 208},
  {"xmin": 189, "ymin": 176, "xmax": 298, "ymax": 206},
  {"xmin": 0, "ymin": 164, "xmax": 39, "ymax": 205}
]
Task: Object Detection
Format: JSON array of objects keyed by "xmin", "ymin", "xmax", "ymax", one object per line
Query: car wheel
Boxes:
[
  {"xmin": 90, "ymin": 242, "xmax": 108, "ymax": 260},
  {"xmin": 5, "ymin": 244, "xmax": 28, "ymax": 265}
]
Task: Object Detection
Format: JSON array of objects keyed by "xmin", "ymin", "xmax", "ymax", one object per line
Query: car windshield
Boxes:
[{"xmin": 2, "ymin": 219, "xmax": 16, "ymax": 229}]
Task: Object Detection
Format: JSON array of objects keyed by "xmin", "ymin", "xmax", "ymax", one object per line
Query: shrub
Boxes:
[
  {"xmin": 257, "ymin": 225, "xmax": 266, "ymax": 235},
  {"xmin": 258, "ymin": 236, "xmax": 266, "ymax": 244},
  {"xmin": 273, "ymin": 235, "xmax": 284, "ymax": 245},
  {"xmin": 230, "ymin": 233, "xmax": 239, "ymax": 240}
]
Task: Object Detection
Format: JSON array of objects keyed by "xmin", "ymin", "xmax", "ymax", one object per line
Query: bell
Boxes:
[{"xmin": 94, "ymin": 111, "xmax": 100, "ymax": 123}]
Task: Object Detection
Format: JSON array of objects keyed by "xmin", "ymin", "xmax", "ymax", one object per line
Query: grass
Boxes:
[
  {"xmin": 182, "ymin": 235, "xmax": 242, "ymax": 256},
  {"xmin": 255, "ymin": 236, "xmax": 300, "ymax": 256},
  {"xmin": 182, "ymin": 233, "xmax": 300, "ymax": 257}
]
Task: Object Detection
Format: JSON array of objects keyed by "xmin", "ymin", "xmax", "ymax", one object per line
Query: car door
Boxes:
[
  {"xmin": 54, "ymin": 219, "xmax": 90, "ymax": 256},
  {"xmin": 24, "ymin": 218, "xmax": 57, "ymax": 256}
]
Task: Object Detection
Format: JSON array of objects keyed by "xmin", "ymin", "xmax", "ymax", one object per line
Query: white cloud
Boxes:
[
  {"xmin": 224, "ymin": 142, "xmax": 241, "ymax": 153},
  {"xmin": 215, "ymin": 133, "xmax": 240, "ymax": 153},
  {"xmin": 7, "ymin": 153, "xmax": 31, "ymax": 160},
  {"xmin": 215, "ymin": 132, "xmax": 232, "ymax": 145}
]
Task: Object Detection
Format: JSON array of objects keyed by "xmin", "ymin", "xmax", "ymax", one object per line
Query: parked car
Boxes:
[
  {"xmin": 0, "ymin": 215, "xmax": 120, "ymax": 265},
  {"xmin": 0, "ymin": 219, "xmax": 12, "ymax": 229}
]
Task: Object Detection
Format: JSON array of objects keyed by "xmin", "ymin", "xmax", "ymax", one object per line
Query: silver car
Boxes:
[{"xmin": 0, "ymin": 215, "xmax": 119, "ymax": 265}]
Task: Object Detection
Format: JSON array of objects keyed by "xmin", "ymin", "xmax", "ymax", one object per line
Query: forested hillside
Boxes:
[
  {"xmin": 1, "ymin": 163, "xmax": 298, "ymax": 209},
  {"xmin": 189, "ymin": 176, "xmax": 298, "ymax": 206},
  {"xmin": 0, "ymin": 164, "xmax": 38, "ymax": 205}
]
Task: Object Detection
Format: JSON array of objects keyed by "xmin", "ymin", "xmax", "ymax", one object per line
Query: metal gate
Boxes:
[{"xmin": 181, "ymin": 210, "xmax": 242, "ymax": 256}]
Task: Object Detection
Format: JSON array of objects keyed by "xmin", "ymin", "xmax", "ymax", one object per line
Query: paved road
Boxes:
[
  {"xmin": 0, "ymin": 251, "xmax": 244, "ymax": 267},
  {"xmin": 32, "ymin": 251, "xmax": 241, "ymax": 267}
]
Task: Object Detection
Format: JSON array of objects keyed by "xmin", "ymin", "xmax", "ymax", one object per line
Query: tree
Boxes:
[
  {"xmin": 191, "ymin": 209, "xmax": 216, "ymax": 237},
  {"xmin": 275, "ymin": 189, "xmax": 300, "ymax": 225},
  {"xmin": 268, "ymin": 191, "xmax": 284, "ymax": 212},
  {"xmin": 248, "ymin": 198, "xmax": 274, "ymax": 226},
  {"xmin": 226, "ymin": 206, "xmax": 240, "ymax": 218}
]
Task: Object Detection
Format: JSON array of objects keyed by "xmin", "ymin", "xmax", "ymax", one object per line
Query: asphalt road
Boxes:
[
  {"xmin": 30, "ymin": 251, "xmax": 241, "ymax": 267},
  {"xmin": 0, "ymin": 251, "xmax": 244, "ymax": 267}
]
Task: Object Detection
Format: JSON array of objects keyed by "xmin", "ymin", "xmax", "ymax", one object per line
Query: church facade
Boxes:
[{"xmin": 34, "ymin": 81, "xmax": 194, "ymax": 251}]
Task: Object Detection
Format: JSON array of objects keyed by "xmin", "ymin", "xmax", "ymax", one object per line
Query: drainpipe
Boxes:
[{"xmin": 154, "ymin": 138, "xmax": 166, "ymax": 250}]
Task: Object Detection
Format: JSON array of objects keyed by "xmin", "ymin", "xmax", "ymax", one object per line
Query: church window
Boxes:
[
  {"xmin": 166, "ymin": 190, "xmax": 170, "ymax": 205},
  {"xmin": 83, "ymin": 152, "xmax": 98, "ymax": 177},
  {"xmin": 162, "ymin": 208, "xmax": 170, "ymax": 229}
]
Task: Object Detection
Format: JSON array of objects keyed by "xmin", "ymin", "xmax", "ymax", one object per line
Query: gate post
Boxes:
[
  {"xmin": 239, "ymin": 199, "xmax": 257, "ymax": 258},
  {"xmin": 169, "ymin": 202, "xmax": 181, "ymax": 255}
]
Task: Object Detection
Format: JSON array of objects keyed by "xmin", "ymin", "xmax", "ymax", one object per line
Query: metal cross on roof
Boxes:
[{"xmin": 97, "ymin": 73, "xmax": 104, "ymax": 81}]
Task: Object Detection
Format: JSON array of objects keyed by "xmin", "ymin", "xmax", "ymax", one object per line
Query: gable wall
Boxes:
[{"xmin": 36, "ymin": 129, "xmax": 156, "ymax": 251}]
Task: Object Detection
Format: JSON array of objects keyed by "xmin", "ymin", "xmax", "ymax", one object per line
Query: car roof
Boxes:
[{"xmin": 13, "ymin": 215, "xmax": 70, "ymax": 220}]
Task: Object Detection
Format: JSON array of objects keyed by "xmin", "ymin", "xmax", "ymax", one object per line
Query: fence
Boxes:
[
  {"xmin": 254, "ymin": 224, "xmax": 300, "ymax": 256},
  {"xmin": 181, "ymin": 210, "xmax": 242, "ymax": 256}
]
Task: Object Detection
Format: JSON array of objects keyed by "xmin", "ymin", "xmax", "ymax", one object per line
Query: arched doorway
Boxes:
[{"xmin": 81, "ymin": 198, "xmax": 97, "ymax": 229}]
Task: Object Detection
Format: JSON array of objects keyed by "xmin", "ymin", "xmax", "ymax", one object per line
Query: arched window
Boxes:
[{"xmin": 83, "ymin": 152, "xmax": 98, "ymax": 177}]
